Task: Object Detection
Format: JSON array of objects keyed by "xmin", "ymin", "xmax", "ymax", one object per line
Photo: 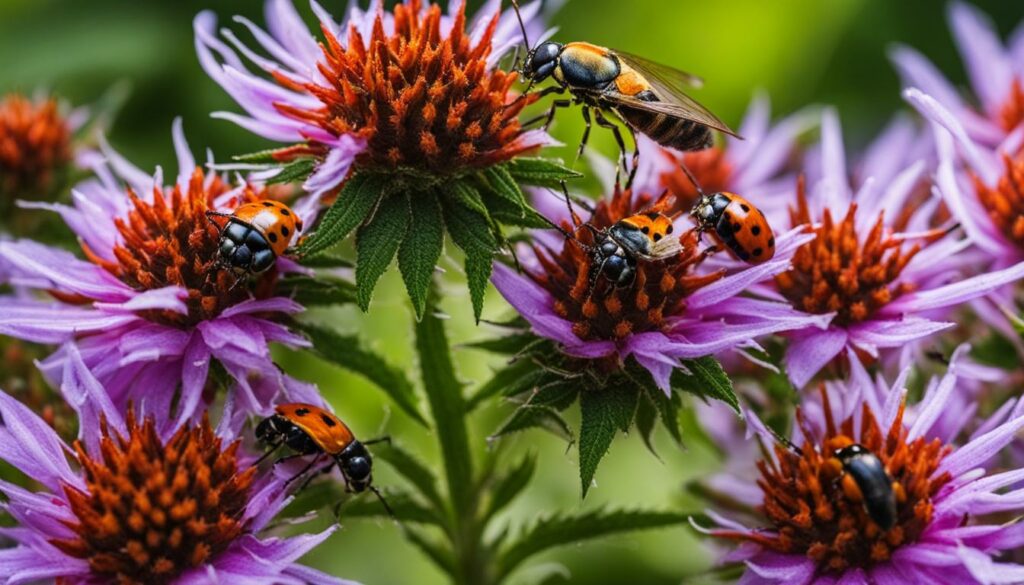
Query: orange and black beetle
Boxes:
[{"xmin": 207, "ymin": 200, "xmax": 303, "ymax": 274}]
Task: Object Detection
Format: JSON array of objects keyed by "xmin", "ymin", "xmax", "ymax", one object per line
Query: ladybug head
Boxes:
[{"xmin": 338, "ymin": 441, "xmax": 373, "ymax": 492}]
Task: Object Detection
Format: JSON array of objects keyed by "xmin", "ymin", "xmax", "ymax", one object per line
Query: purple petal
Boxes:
[
  {"xmin": 904, "ymin": 88, "xmax": 999, "ymax": 184},
  {"xmin": 0, "ymin": 304, "xmax": 138, "ymax": 344},
  {"xmin": 939, "ymin": 414, "xmax": 1024, "ymax": 477},
  {"xmin": 303, "ymin": 135, "xmax": 366, "ymax": 198},
  {"xmin": 890, "ymin": 45, "xmax": 966, "ymax": 115},
  {"xmin": 745, "ymin": 552, "xmax": 816, "ymax": 583},
  {"xmin": 95, "ymin": 285, "xmax": 189, "ymax": 315},
  {"xmin": 0, "ymin": 546, "xmax": 89, "ymax": 584},
  {"xmin": 0, "ymin": 240, "xmax": 130, "ymax": 301},
  {"xmin": 491, "ymin": 262, "xmax": 581, "ymax": 347},
  {"xmin": 220, "ymin": 296, "xmax": 304, "ymax": 318},
  {"xmin": 847, "ymin": 318, "xmax": 954, "ymax": 348},
  {"xmin": 0, "ymin": 391, "xmax": 79, "ymax": 493},
  {"xmin": 784, "ymin": 327, "xmax": 848, "ymax": 388},
  {"xmin": 948, "ymin": 1, "xmax": 1014, "ymax": 114},
  {"xmin": 818, "ymin": 109, "xmax": 851, "ymax": 211},
  {"xmin": 61, "ymin": 342, "xmax": 126, "ymax": 455},
  {"xmin": 883, "ymin": 260, "xmax": 1024, "ymax": 314},
  {"xmin": 957, "ymin": 543, "xmax": 1024, "ymax": 584},
  {"xmin": 174, "ymin": 338, "xmax": 213, "ymax": 428}
]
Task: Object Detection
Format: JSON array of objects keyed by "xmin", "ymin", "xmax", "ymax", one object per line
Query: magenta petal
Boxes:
[
  {"xmin": 883, "ymin": 260, "xmax": 1024, "ymax": 314},
  {"xmin": 785, "ymin": 327, "xmax": 848, "ymax": 388},
  {"xmin": 948, "ymin": 1, "xmax": 1014, "ymax": 114},
  {"xmin": 0, "ymin": 304, "xmax": 137, "ymax": 344},
  {"xmin": 302, "ymin": 134, "xmax": 366, "ymax": 198},
  {"xmin": 0, "ymin": 240, "xmax": 130, "ymax": 301},
  {"xmin": 939, "ymin": 414, "xmax": 1024, "ymax": 477},
  {"xmin": 0, "ymin": 391, "xmax": 78, "ymax": 493},
  {"xmin": 846, "ymin": 318, "xmax": 954, "ymax": 348},
  {"xmin": 745, "ymin": 552, "xmax": 816, "ymax": 583},
  {"xmin": 61, "ymin": 342, "xmax": 126, "ymax": 455},
  {"xmin": 491, "ymin": 262, "xmax": 581, "ymax": 348}
]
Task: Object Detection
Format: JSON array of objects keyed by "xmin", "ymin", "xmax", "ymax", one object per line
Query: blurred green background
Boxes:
[{"xmin": 2, "ymin": 0, "xmax": 1022, "ymax": 583}]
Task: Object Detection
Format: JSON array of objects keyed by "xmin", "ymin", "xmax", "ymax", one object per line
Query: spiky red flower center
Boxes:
[
  {"xmin": 0, "ymin": 94, "xmax": 72, "ymax": 200},
  {"xmin": 529, "ymin": 189, "xmax": 721, "ymax": 349},
  {"xmin": 77, "ymin": 168, "xmax": 277, "ymax": 327},
  {"xmin": 51, "ymin": 413, "xmax": 255, "ymax": 584},
  {"xmin": 975, "ymin": 153, "xmax": 1024, "ymax": 250},
  {"xmin": 717, "ymin": 391, "xmax": 951, "ymax": 573},
  {"xmin": 774, "ymin": 178, "xmax": 933, "ymax": 326},
  {"xmin": 658, "ymin": 147, "xmax": 733, "ymax": 211},
  {"xmin": 999, "ymin": 79, "xmax": 1024, "ymax": 134},
  {"xmin": 273, "ymin": 0, "xmax": 536, "ymax": 175}
]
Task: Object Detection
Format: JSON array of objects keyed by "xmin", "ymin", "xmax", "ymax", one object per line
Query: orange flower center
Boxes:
[
  {"xmin": 974, "ymin": 153, "xmax": 1024, "ymax": 250},
  {"xmin": 717, "ymin": 391, "xmax": 951, "ymax": 573},
  {"xmin": 78, "ymin": 168, "xmax": 278, "ymax": 327},
  {"xmin": 774, "ymin": 178, "xmax": 929, "ymax": 326},
  {"xmin": 530, "ymin": 189, "xmax": 721, "ymax": 348},
  {"xmin": 659, "ymin": 147, "xmax": 733, "ymax": 211},
  {"xmin": 999, "ymin": 79, "xmax": 1024, "ymax": 134},
  {"xmin": 0, "ymin": 94, "xmax": 72, "ymax": 200},
  {"xmin": 273, "ymin": 0, "xmax": 535, "ymax": 176},
  {"xmin": 51, "ymin": 413, "xmax": 255, "ymax": 585}
]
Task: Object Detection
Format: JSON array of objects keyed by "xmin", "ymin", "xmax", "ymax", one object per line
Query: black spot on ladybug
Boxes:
[
  {"xmin": 653, "ymin": 233, "xmax": 663, "ymax": 242},
  {"xmin": 281, "ymin": 226, "xmax": 290, "ymax": 237},
  {"xmin": 641, "ymin": 226, "xmax": 650, "ymax": 234},
  {"xmin": 768, "ymin": 237, "xmax": 776, "ymax": 248},
  {"xmin": 281, "ymin": 209, "xmax": 291, "ymax": 216},
  {"xmin": 740, "ymin": 204, "xmax": 750, "ymax": 212},
  {"xmin": 752, "ymin": 226, "xmax": 761, "ymax": 236},
  {"xmin": 666, "ymin": 224, "xmax": 673, "ymax": 234},
  {"xmin": 732, "ymin": 222, "xmax": 742, "ymax": 232},
  {"xmin": 297, "ymin": 221, "xmax": 304, "ymax": 231},
  {"xmin": 268, "ymin": 232, "xmax": 279, "ymax": 243},
  {"xmin": 753, "ymin": 247, "xmax": 763, "ymax": 257},
  {"xmin": 263, "ymin": 201, "xmax": 275, "ymax": 207},
  {"xmin": 320, "ymin": 414, "xmax": 337, "ymax": 427},
  {"xmin": 294, "ymin": 408, "xmax": 310, "ymax": 416}
]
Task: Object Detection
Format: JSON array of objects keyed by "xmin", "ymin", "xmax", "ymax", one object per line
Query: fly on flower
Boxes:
[{"xmin": 510, "ymin": 0, "xmax": 739, "ymax": 184}]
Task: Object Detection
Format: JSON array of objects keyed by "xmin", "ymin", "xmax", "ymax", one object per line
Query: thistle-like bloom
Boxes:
[
  {"xmin": 697, "ymin": 361, "xmax": 1024, "ymax": 584},
  {"xmin": 632, "ymin": 94, "xmax": 818, "ymax": 223},
  {"xmin": 0, "ymin": 345, "xmax": 348, "ymax": 585},
  {"xmin": 891, "ymin": 2, "xmax": 1024, "ymax": 149},
  {"xmin": 0, "ymin": 121, "xmax": 321, "ymax": 430},
  {"xmin": 493, "ymin": 185, "xmax": 826, "ymax": 391},
  {"xmin": 767, "ymin": 111, "xmax": 1024, "ymax": 388},
  {"xmin": 195, "ymin": 0, "xmax": 551, "ymax": 197},
  {"xmin": 0, "ymin": 93, "xmax": 79, "ymax": 203}
]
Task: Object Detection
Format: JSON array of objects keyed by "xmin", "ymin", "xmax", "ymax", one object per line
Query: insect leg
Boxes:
[
  {"xmin": 576, "ymin": 106, "xmax": 593, "ymax": 162},
  {"xmin": 592, "ymin": 109, "xmax": 630, "ymax": 180},
  {"xmin": 284, "ymin": 453, "xmax": 324, "ymax": 488},
  {"xmin": 297, "ymin": 459, "xmax": 335, "ymax": 492},
  {"xmin": 363, "ymin": 436, "xmax": 392, "ymax": 447},
  {"xmin": 520, "ymin": 87, "xmax": 569, "ymax": 128},
  {"xmin": 252, "ymin": 440, "xmax": 285, "ymax": 467}
]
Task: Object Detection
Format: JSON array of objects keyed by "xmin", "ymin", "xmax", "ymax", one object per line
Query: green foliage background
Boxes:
[{"xmin": 2, "ymin": 0, "xmax": 1022, "ymax": 583}]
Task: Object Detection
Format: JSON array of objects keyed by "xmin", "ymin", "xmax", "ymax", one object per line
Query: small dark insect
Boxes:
[
  {"xmin": 206, "ymin": 200, "xmax": 303, "ymax": 274},
  {"xmin": 833, "ymin": 443, "xmax": 899, "ymax": 530},
  {"xmin": 510, "ymin": 0, "xmax": 739, "ymax": 186},
  {"xmin": 680, "ymin": 164, "xmax": 775, "ymax": 265},
  {"xmin": 255, "ymin": 403, "xmax": 392, "ymax": 515}
]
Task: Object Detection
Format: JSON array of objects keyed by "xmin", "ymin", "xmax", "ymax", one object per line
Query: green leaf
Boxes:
[
  {"xmin": 403, "ymin": 526, "xmax": 456, "ymax": 577},
  {"xmin": 447, "ymin": 181, "xmax": 489, "ymax": 216},
  {"xmin": 484, "ymin": 191, "xmax": 554, "ymax": 228},
  {"xmin": 497, "ymin": 508, "xmax": 688, "ymax": 578},
  {"xmin": 301, "ymin": 324, "xmax": 427, "ymax": 427},
  {"xmin": 414, "ymin": 286, "xmax": 473, "ymax": 519},
  {"xmin": 298, "ymin": 173, "xmax": 387, "ymax": 257},
  {"xmin": 232, "ymin": 145, "xmax": 299, "ymax": 164},
  {"xmin": 398, "ymin": 195, "xmax": 444, "ymax": 320},
  {"xmin": 484, "ymin": 454, "xmax": 537, "ymax": 520},
  {"xmin": 674, "ymin": 356, "xmax": 741, "ymax": 415},
  {"xmin": 462, "ymin": 332, "xmax": 539, "ymax": 356},
  {"xmin": 276, "ymin": 275, "xmax": 356, "ymax": 306},
  {"xmin": 465, "ymin": 358, "xmax": 546, "ymax": 411},
  {"xmin": 267, "ymin": 157, "xmax": 316, "ymax": 185},
  {"xmin": 634, "ymin": 392, "xmax": 660, "ymax": 457},
  {"xmin": 376, "ymin": 443, "xmax": 445, "ymax": 512},
  {"xmin": 355, "ymin": 194, "xmax": 410, "ymax": 311},
  {"xmin": 297, "ymin": 251, "xmax": 353, "ymax": 268},
  {"xmin": 490, "ymin": 403, "xmax": 571, "ymax": 440},
  {"xmin": 578, "ymin": 388, "xmax": 637, "ymax": 498},
  {"xmin": 444, "ymin": 199, "xmax": 498, "ymax": 323},
  {"xmin": 505, "ymin": 157, "xmax": 583, "ymax": 187},
  {"xmin": 480, "ymin": 165, "xmax": 527, "ymax": 215}
]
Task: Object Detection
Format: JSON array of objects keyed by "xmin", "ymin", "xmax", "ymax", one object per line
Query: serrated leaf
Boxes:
[
  {"xmin": 675, "ymin": 356, "xmax": 741, "ymax": 414},
  {"xmin": 447, "ymin": 180, "xmax": 489, "ymax": 216},
  {"xmin": 415, "ymin": 286, "xmax": 473, "ymax": 518},
  {"xmin": 462, "ymin": 332, "xmax": 539, "ymax": 355},
  {"xmin": 355, "ymin": 194, "xmax": 410, "ymax": 311},
  {"xmin": 276, "ymin": 275, "xmax": 356, "ymax": 306},
  {"xmin": 484, "ymin": 190, "xmax": 554, "ymax": 228},
  {"xmin": 497, "ymin": 508, "xmax": 688, "ymax": 578},
  {"xmin": 267, "ymin": 157, "xmax": 316, "ymax": 185},
  {"xmin": 484, "ymin": 454, "xmax": 537, "ymax": 520},
  {"xmin": 298, "ymin": 173, "xmax": 387, "ymax": 257},
  {"xmin": 480, "ymin": 165, "xmax": 527, "ymax": 215},
  {"xmin": 376, "ymin": 443, "xmax": 444, "ymax": 511},
  {"xmin": 465, "ymin": 358, "xmax": 545, "ymax": 412},
  {"xmin": 301, "ymin": 324, "xmax": 427, "ymax": 426},
  {"xmin": 490, "ymin": 404, "xmax": 571, "ymax": 440},
  {"xmin": 398, "ymin": 195, "xmax": 444, "ymax": 319},
  {"xmin": 444, "ymin": 199, "xmax": 498, "ymax": 323},
  {"xmin": 505, "ymin": 157, "xmax": 583, "ymax": 187},
  {"xmin": 403, "ymin": 526, "xmax": 456, "ymax": 577},
  {"xmin": 297, "ymin": 251, "xmax": 353, "ymax": 268},
  {"xmin": 578, "ymin": 388, "xmax": 637, "ymax": 498},
  {"xmin": 635, "ymin": 393, "xmax": 659, "ymax": 457}
]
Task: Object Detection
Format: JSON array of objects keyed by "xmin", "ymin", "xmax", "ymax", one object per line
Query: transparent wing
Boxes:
[
  {"xmin": 614, "ymin": 50, "xmax": 705, "ymax": 90},
  {"xmin": 649, "ymin": 236, "xmax": 684, "ymax": 259}
]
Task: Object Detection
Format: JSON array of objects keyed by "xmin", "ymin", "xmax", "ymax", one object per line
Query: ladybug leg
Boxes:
[
  {"xmin": 252, "ymin": 439, "xmax": 285, "ymax": 467},
  {"xmin": 297, "ymin": 459, "xmax": 336, "ymax": 492},
  {"xmin": 363, "ymin": 436, "xmax": 392, "ymax": 447},
  {"xmin": 284, "ymin": 453, "xmax": 325, "ymax": 488}
]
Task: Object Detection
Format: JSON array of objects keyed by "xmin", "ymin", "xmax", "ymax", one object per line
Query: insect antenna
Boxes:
[
  {"xmin": 370, "ymin": 486, "xmax": 396, "ymax": 519},
  {"xmin": 678, "ymin": 163, "xmax": 706, "ymax": 198},
  {"xmin": 510, "ymin": 0, "xmax": 532, "ymax": 55}
]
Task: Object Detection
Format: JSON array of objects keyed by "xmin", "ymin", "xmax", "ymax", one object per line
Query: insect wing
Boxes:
[{"xmin": 649, "ymin": 234, "xmax": 683, "ymax": 259}]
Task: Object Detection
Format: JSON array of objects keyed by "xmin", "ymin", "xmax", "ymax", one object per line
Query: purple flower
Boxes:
[
  {"xmin": 0, "ymin": 120, "xmax": 322, "ymax": 431},
  {"xmin": 0, "ymin": 343, "xmax": 352, "ymax": 585},
  {"xmin": 695, "ymin": 357, "xmax": 1024, "ymax": 585},
  {"xmin": 768, "ymin": 110, "xmax": 1024, "ymax": 388},
  {"xmin": 891, "ymin": 1, "xmax": 1024, "ymax": 149},
  {"xmin": 194, "ymin": 0, "xmax": 554, "ymax": 198},
  {"xmin": 492, "ymin": 185, "xmax": 828, "ymax": 392}
]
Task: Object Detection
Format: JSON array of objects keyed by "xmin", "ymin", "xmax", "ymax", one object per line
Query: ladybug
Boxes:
[
  {"xmin": 255, "ymin": 403, "xmax": 389, "ymax": 508},
  {"xmin": 830, "ymin": 443, "xmax": 900, "ymax": 531},
  {"xmin": 587, "ymin": 211, "xmax": 681, "ymax": 287},
  {"xmin": 690, "ymin": 191, "xmax": 775, "ymax": 264},
  {"xmin": 207, "ymin": 200, "xmax": 303, "ymax": 274}
]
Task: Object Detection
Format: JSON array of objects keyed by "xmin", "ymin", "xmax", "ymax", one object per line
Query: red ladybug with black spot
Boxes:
[
  {"xmin": 207, "ymin": 200, "xmax": 303, "ymax": 274},
  {"xmin": 691, "ymin": 191, "xmax": 775, "ymax": 264}
]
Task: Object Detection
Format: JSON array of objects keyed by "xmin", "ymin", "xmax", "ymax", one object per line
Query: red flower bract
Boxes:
[
  {"xmin": 273, "ymin": 0, "xmax": 536, "ymax": 175},
  {"xmin": 0, "ymin": 94, "xmax": 72, "ymax": 200},
  {"xmin": 529, "ymin": 188, "xmax": 722, "ymax": 348},
  {"xmin": 78, "ymin": 168, "xmax": 277, "ymax": 327}
]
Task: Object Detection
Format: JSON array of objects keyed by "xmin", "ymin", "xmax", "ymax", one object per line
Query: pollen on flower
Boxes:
[
  {"xmin": 658, "ymin": 147, "xmax": 733, "ymax": 210},
  {"xmin": 775, "ymin": 177, "xmax": 940, "ymax": 326},
  {"xmin": 998, "ymin": 79, "xmax": 1024, "ymax": 133},
  {"xmin": 974, "ymin": 153, "xmax": 1024, "ymax": 248},
  {"xmin": 528, "ymin": 188, "xmax": 722, "ymax": 347},
  {"xmin": 714, "ymin": 389, "xmax": 951, "ymax": 573},
  {"xmin": 80, "ymin": 168, "xmax": 277, "ymax": 327},
  {"xmin": 50, "ymin": 411, "xmax": 255, "ymax": 584},
  {"xmin": 273, "ymin": 0, "xmax": 536, "ymax": 176},
  {"xmin": 0, "ymin": 94, "xmax": 72, "ymax": 200}
]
